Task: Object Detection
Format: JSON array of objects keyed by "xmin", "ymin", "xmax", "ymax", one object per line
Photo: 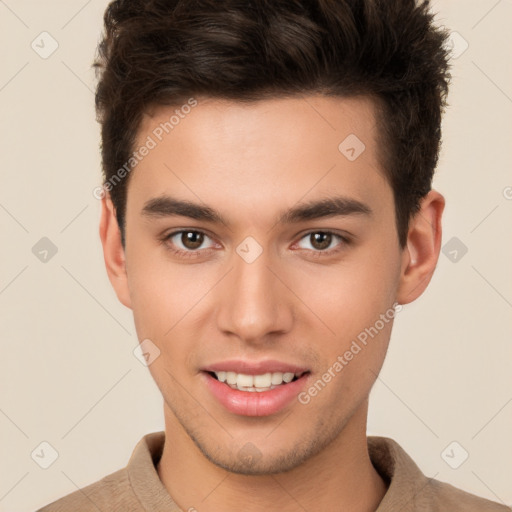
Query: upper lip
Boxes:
[{"xmin": 202, "ymin": 359, "xmax": 309, "ymax": 375}]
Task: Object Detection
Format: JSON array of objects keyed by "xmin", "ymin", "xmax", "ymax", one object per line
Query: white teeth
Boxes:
[
  {"xmin": 282, "ymin": 372, "xmax": 294, "ymax": 383},
  {"xmin": 253, "ymin": 373, "xmax": 272, "ymax": 388},
  {"xmin": 237, "ymin": 374, "xmax": 254, "ymax": 387},
  {"xmin": 226, "ymin": 371, "xmax": 237, "ymax": 385},
  {"xmin": 271, "ymin": 372, "xmax": 284, "ymax": 385},
  {"xmin": 212, "ymin": 370, "xmax": 302, "ymax": 391}
]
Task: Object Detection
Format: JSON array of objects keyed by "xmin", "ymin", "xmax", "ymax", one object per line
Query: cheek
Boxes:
[
  {"xmin": 127, "ymin": 260, "xmax": 205, "ymax": 390},
  {"xmin": 304, "ymin": 249, "xmax": 399, "ymax": 338},
  {"xmin": 295, "ymin": 242, "xmax": 400, "ymax": 397},
  {"xmin": 125, "ymin": 242, "xmax": 207, "ymax": 340}
]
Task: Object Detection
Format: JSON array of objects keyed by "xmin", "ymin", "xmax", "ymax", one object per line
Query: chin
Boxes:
[{"xmin": 190, "ymin": 429, "xmax": 330, "ymax": 476}]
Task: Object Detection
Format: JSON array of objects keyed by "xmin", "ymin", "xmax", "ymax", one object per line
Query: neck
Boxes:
[{"xmin": 157, "ymin": 401, "xmax": 387, "ymax": 512}]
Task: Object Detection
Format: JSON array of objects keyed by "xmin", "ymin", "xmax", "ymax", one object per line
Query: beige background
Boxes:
[{"xmin": 0, "ymin": 1, "xmax": 511, "ymax": 510}]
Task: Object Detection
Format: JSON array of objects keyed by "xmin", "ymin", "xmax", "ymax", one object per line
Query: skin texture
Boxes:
[{"xmin": 99, "ymin": 95, "xmax": 444, "ymax": 512}]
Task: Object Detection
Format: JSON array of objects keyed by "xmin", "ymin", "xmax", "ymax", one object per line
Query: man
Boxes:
[{"xmin": 38, "ymin": 0, "xmax": 509, "ymax": 510}]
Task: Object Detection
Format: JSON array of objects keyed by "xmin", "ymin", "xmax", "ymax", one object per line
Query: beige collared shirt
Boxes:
[{"xmin": 37, "ymin": 431, "xmax": 510, "ymax": 511}]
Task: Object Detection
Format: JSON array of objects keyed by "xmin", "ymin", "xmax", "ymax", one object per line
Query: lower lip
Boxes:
[{"xmin": 203, "ymin": 372, "xmax": 309, "ymax": 417}]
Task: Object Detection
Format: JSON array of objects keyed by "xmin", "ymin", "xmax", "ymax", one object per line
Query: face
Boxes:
[{"xmin": 103, "ymin": 95, "xmax": 430, "ymax": 475}]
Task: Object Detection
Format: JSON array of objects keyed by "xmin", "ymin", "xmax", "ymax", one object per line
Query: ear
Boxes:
[
  {"xmin": 99, "ymin": 194, "xmax": 132, "ymax": 309},
  {"xmin": 396, "ymin": 189, "xmax": 445, "ymax": 305}
]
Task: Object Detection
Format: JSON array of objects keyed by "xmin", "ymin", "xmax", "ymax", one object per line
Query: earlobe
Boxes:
[
  {"xmin": 99, "ymin": 195, "xmax": 132, "ymax": 309},
  {"xmin": 396, "ymin": 190, "xmax": 445, "ymax": 305}
]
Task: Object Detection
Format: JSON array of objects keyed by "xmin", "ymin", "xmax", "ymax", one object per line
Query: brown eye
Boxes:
[
  {"xmin": 164, "ymin": 230, "xmax": 215, "ymax": 254},
  {"xmin": 295, "ymin": 231, "xmax": 347, "ymax": 255},
  {"xmin": 180, "ymin": 231, "xmax": 204, "ymax": 250},
  {"xmin": 309, "ymin": 232, "xmax": 332, "ymax": 250}
]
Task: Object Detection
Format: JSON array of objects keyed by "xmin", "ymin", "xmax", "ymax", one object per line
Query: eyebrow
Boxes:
[{"xmin": 141, "ymin": 195, "xmax": 372, "ymax": 225}]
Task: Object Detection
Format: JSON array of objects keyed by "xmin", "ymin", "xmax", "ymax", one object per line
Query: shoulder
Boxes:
[
  {"xmin": 35, "ymin": 467, "xmax": 139, "ymax": 511},
  {"xmin": 368, "ymin": 436, "xmax": 510, "ymax": 512},
  {"xmin": 36, "ymin": 431, "xmax": 169, "ymax": 511},
  {"xmin": 428, "ymin": 478, "xmax": 511, "ymax": 512}
]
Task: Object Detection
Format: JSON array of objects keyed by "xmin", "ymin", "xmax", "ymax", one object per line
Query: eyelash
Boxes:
[{"xmin": 160, "ymin": 229, "xmax": 351, "ymax": 260}]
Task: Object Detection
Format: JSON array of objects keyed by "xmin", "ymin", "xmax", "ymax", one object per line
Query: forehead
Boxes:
[
  {"xmin": 138, "ymin": 94, "xmax": 377, "ymax": 159},
  {"xmin": 128, "ymin": 95, "xmax": 391, "ymax": 222}
]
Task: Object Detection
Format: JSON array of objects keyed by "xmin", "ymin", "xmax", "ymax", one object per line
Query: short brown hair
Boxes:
[{"xmin": 94, "ymin": 0, "xmax": 450, "ymax": 248}]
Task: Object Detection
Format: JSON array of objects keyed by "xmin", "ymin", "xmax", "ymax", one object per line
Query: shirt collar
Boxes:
[{"xmin": 369, "ymin": 435, "xmax": 434, "ymax": 511}]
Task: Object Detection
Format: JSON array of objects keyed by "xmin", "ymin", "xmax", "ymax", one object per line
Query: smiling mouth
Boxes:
[{"xmin": 206, "ymin": 371, "xmax": 308, "ymax": 392}]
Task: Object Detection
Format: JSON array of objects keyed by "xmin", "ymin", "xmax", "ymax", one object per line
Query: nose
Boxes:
[{"xmin": 215, "ymin": 246, "xmax": 293, "ymax": 344}]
